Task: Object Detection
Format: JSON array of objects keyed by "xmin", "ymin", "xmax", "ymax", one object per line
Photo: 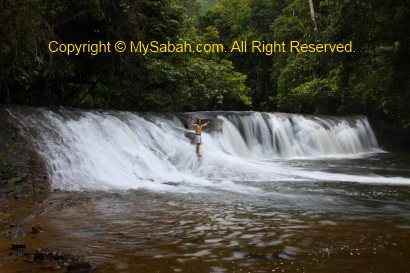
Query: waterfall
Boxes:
[
  {"xmin": 222, "ymin": 112, "xmax": 379, "ymax": 158},
  {"xmin": 267, "ymin": 114, "xmax": 379, "ymax": 158},
  {"xmin": 7, "ymin": 107, "xmax": 408, "ymax": 191}
]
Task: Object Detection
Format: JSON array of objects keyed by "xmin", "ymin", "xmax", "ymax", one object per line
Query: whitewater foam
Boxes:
[{"xmin": 7, "ymin": 108, "xmax": 410, "ymax": 191}]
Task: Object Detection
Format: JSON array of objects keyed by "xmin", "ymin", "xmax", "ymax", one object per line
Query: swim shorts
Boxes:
[{"xmin": 195, "ymin": 134, "xmax": 201, "ymax": 144}]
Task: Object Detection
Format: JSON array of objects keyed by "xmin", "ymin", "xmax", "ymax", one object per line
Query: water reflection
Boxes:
[
  {"xmin": 26, "ymin": 178, "xmax": 410, "ymax": 273},
  {"xmin": 2, "ymin": 153, "xmax": 410, "ymax": 273}
]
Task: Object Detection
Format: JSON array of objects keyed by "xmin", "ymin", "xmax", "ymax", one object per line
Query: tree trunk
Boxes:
[
  {"xmin": 308, "ymin": 0, "xmax": 318, "ymax": 31},
  {"xmin": 169, "ymin": 89, "xmax": 178, "ymax": 111}
]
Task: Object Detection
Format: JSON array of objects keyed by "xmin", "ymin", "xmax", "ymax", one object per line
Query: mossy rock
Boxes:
[{"xmin": 0, "ymin": 152, "xmax": 16, "ymax": 181}]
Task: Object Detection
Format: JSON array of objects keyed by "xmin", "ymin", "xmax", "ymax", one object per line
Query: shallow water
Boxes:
[
  {"xmin": 2, "ymin": 109, "xmax": 410, "ymax": 272},
  {"xmin": 2, "ymin": 153, "xmax": 410, "ymax": 273}
]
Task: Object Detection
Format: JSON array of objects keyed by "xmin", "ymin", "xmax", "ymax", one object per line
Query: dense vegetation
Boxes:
[{"xmin": 0, "ymin": 0, "xmax": 409, "ymax": 148}]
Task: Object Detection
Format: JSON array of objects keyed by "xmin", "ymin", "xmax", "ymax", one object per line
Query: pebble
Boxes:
[{"xmin": 31, "ymin": 223, "xmax": 45, "ymax": 234}]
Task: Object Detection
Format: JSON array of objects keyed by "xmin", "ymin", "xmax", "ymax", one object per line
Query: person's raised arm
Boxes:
[{"xmin": 187, "ymin": 118, "xmax": 195, "ymax": 127}]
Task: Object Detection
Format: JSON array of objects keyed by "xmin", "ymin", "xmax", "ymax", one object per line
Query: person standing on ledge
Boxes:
[{"xmin": 188, "ymin": 118, "xmax": 210, "ymax": 155}]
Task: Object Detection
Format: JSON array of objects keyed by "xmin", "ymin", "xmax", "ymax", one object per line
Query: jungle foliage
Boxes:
[{"xmin": 0, "ymin": 0, "xmax": 409, "ymax": 148}]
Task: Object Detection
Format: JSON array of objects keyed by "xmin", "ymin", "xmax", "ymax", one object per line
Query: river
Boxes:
[{"xmin": 1, "ymin": 107, "xmax": 409, "ymax": 273}]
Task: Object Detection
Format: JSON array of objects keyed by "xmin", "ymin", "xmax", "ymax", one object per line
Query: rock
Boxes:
[
  {"xmin": 67, "ymin": 261, "xmax": 95, "ymax": 273},
  {"xmin": 7, "ymin": 176, "xmax": 26, "ymax": 188},
  {"xmin": 52, "ymin": 265, "xmax": 63, "ymax": 271},
  {"xmin": 64, "ymin": 254, "xmax": 78, "ymax": 262},
  {"xmin": 31, "ymin": 223, "xmax": 45, "ymax": 234},
  {"xmin": 9, "ymin": 176, "xmax": 26, "ymax": 184},
  {"xmin": 33, "ymin": 251, "xmax": 47, "ymax": 261},
  {"xmin": 48, "ymin": 251, "xmax": 64, "ymax": 260},
  {"xmin": 11, "ymin": 243, "xmax": 26, "ymax": 250}
]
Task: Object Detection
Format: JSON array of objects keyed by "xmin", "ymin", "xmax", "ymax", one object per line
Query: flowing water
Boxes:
[{"xmin": 3, "ymin": 107, "xmax": 410, "ymax": 273}]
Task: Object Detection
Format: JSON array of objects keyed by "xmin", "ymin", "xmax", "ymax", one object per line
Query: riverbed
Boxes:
[{"xmin": 1, "ymin": 153, "xmax": 409, "ymax": 273}]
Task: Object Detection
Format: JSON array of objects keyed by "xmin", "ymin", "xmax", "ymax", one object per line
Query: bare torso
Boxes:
[{"xmin": 193, "ymin": 124, "xmax": 205, "ymax": 135}]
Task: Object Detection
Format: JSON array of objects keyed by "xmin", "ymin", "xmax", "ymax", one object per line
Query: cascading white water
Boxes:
[
  {"xmin": 223, "ymin": 113, "xmax": 380, "ymax": 158},
  {"xmin": 227, "ymin": 113, "xmax": 273, "ymax": 157},
  {"xmin": 7, "ymin": 108, "xmax": 410, "ymax": 191},
  {"xmin": 266, "ymin": 114, "xmax": 379, "ymax": 158}
]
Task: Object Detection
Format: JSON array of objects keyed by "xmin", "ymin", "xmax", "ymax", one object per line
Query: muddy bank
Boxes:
[
  {"xmin": 0, "ymin": 189, "xmax": 98, "ymax": 272},
  {"xmin": 0, "ymin": 105, "xmax": 52, "ymax": 241},
  {"xmin": 0, "ymin": 106, "xmax": 96, "ymax": 271},
  {"xmin": 0, "ymin": 105, "xmax": 49, "ymax": 197}
]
